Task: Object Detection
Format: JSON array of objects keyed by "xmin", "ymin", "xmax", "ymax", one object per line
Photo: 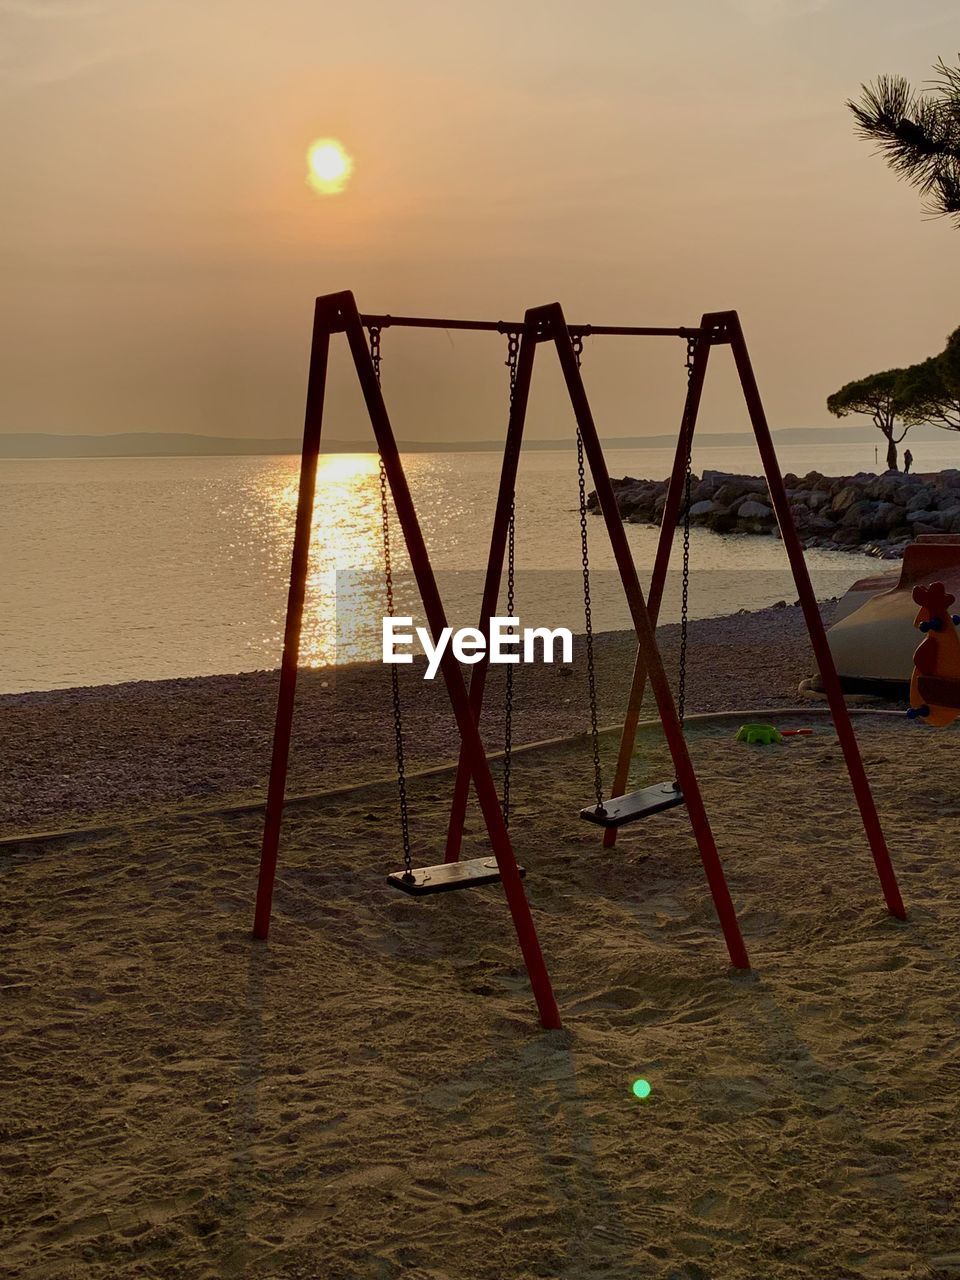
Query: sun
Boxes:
[{"xmin": 307, "ymin": 138, "xmax": 353, "ymax": 195}]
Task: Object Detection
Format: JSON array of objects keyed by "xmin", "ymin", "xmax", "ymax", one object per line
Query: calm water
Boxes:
[{"xmin": 3, "ymin": 439, "xmax": 956, "ymax": 694}]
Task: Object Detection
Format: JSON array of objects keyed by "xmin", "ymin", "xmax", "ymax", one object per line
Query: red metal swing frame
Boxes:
[{"xmin": 252, "ymin": 292, "xmax": 905, "ymax": 1034}]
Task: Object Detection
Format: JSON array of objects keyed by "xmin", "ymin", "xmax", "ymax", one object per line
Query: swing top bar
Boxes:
[{"xmin": 358, "ymin": 312, "xmax": 711, "ymax": 340}]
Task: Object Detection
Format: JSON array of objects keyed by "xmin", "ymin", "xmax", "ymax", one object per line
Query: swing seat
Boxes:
[
  {"xmin": 387, "ymin": 857, "xmax": 526, "ymax": 896},
  {"xmin": 580, "ymin": 781, "xmax": 685, "ymax": 829}
]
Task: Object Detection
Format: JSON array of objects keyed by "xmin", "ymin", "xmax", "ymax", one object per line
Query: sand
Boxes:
[{"xmin": 3, "ymin": 713, "xmax": 960, "ymax": 1280}]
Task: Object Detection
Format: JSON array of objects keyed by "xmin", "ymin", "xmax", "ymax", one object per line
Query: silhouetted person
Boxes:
[{"xmin": 904, "ymin": 448, "xmax": 914, "ymax": 474}]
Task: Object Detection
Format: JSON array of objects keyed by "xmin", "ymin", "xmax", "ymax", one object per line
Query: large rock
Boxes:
[
  {"xmin": 874, "ymin": 500, "xmax": 906, "ymax": 531},
  {"xmin": 789, "ymin": 505, "xmax": 815, "ymax": 531},
  {"xmin": 737, "ymin": 499, "xmax": 774, "ymax": 526},
  {"xmin": 841, "ymin": 499, "xmax": 902, "ymax": 536},
  {"xmin": 841, "ymin": 498, "xmax": 876, "ymax": 527},
  {"xmin": 712, "ymin": 476, "xmax": 767, "ymax": 506},
  {"xmin": 790, "ymin": 507, "xmax": 834, "ymax": 535},
  {"xmin": 688, "ymin": 499, "xmax": 722, "ymax": 517},
  {"xmin": 617, "ymin": 486, "xmax": 658, "ymax": 517},
  {"xmin": 705, "ymin": 509, "xmax": 738, "ymax": 533},
  {"xmin": 866, "ymin": 472, "xmax": 913, "ymax": 501},
  {"xmin": 808, "ymin": 515, "xmax": 839, "ymax": 536},
  {"xmin": 831, "ymin": 485, "xmax": 861, "ymax": 515},
  {"xmin": 694, "ymin": 473, "xmax": 727, "ymax": 500},
  {"xmin": 911, "ymin": 510, "xmax": 949, "ymax": 533},
  {"xmin": 905, "ymin": 487, "xmax": 934, "ymax": 513},
  {"xmin": 832, "ymin": 526, "xmax": 863, "ymax": 547}
]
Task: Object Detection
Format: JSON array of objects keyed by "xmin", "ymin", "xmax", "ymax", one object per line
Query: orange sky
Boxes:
[{"xmin": 2, "ymin": 0, "xmax": 959, "ymax": 443}]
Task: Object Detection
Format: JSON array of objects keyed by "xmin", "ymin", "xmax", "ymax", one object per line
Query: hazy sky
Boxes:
[{"xmin": 2, "ymin": 0, "xmax": 959, "ymax": 444}]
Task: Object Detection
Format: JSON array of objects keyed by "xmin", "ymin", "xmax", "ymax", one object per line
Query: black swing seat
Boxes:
[
  {"xmin": 387, "ymin": 857, "xmax": 526, "ymax": 896},
  {"xmin": 580, "ymin": 780, "xmax": 685, "ymax": 829}
]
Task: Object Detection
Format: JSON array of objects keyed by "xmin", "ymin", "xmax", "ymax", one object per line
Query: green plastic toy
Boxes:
[
  {"xmin": 735, "ymin": 723, "xmax": 814, "ymax": 745},
  {"xmin": 736, "ymin": 723, "xmax": 783, "ymax": 745}
]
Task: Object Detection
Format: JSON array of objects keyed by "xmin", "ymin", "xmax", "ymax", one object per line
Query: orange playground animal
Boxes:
[{"xmin": 908, "ymin": 582, "xmax": 960, "ymax": 727}]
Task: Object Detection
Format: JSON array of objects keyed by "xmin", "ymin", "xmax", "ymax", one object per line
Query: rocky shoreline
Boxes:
[{"xmin": 591, "ymin": 468, "xmax": 960, "ymax": 559}]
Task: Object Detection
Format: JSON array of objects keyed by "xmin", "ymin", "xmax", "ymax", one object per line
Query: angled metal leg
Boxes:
[
  {"xmin": 534, "ymin": 301, "xmax": 749, "ymax": 970},
  {"xmin": 723, "ymin": 311, "xmax": 906, "ymax": 921},
  {"xmin": 602, "ymin": 323, "xmax": 714, "ymax": 848}
]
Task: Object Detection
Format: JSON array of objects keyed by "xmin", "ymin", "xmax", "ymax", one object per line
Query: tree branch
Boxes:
[{"xmin": 848, "ymin": 63, "xmax": 960, "ymax": 225}]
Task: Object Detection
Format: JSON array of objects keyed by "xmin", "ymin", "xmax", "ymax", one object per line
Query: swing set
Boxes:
[{"xmin": 252, "ymin": 290, "xmax": 906, "ymax": 1031}]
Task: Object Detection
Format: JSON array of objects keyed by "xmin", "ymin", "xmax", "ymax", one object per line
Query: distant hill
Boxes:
[
  {"xmin": 0, "ymin": 424, "xmax": 950, "ymax": 459},
  {"xmin": 0, "ymin": 433, "xmax": 308, "ymax": 459}
]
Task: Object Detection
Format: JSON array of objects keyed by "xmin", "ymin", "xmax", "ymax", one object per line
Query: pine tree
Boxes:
[{"xmin": 848, "ymin": 58, "xmax": 960, "ymax": 225}]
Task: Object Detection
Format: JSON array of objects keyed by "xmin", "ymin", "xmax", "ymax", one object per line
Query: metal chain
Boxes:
[
  {"xmin": 370, "ymin": 325, "xmax": 412, "ymax": 877},
  {"xmin": 676, "ymin": 335, "xmax": 696, "ymax": 731},
  {"xmin": 369, "ymin": 324, "xmax": 382, "ymax": 385},
  {"xmin": 572, "ymin": 333, "xmax": 604, "ymax": 812},
  {"xmin": 502, "ymin": 331, "xmax": 520, "ymax": 827}
]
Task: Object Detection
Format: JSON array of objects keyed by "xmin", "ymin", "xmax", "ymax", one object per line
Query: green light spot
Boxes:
[{"xmin": 632, "ymin": 1078, "xmax": 652, "ymax": 1100}]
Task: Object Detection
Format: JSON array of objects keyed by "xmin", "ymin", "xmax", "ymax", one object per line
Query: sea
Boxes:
[{"xmin": 3, "ymin": 439, "xmax": 957, "ymax": 694}]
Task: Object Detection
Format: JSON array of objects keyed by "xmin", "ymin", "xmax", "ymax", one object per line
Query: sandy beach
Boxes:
[
  {"xmin": 3, "ymin": 705, "xmax": 960, "ymax": 1278},
  {"xmin": 4, "ymin": 605, "xmax": 960, "ymax": 1278}
]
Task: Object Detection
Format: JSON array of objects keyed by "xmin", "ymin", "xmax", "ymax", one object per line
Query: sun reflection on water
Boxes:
[{"xmin": 284, "ymin": 453, "xmax": 387, "ymax": 668}]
